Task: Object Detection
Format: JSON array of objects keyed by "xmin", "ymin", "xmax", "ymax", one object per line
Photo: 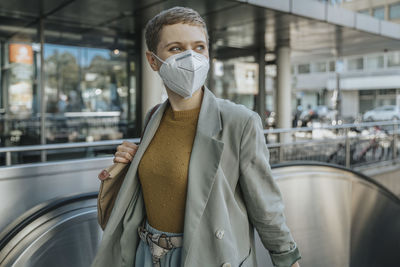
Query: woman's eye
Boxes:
[
  {"xmin": 169, "ymin": 47, "xmax": 181, "ymax": 52},
  {"xmin": 196, "ymin": 45, "xmax": 205, "ymax": 51}
]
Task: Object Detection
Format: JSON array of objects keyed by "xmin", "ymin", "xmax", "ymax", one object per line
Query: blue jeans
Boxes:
[{"xmin": 135, "ymin": 221, "xmax": 183, "ymax": 267}]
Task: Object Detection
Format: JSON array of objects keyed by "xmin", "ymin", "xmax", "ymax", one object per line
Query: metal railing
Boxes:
[
  {"xmin": 0, "ymin": 138, "xmax": 139, "ymax": 166},
  {"xmin": 264, "ymin": 121, "xmax": 399, "ymax": 168},
  {"xmin": 0, "ymin": 121, "xmax": 399, "ymax": 168}
]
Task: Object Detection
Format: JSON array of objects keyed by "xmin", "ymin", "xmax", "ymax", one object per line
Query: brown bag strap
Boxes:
[{"xmin": 139, "ymin": 103, "xmax": 161, "ymax": 144}]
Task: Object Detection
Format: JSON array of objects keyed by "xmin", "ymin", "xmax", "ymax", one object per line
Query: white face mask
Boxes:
[{"xmin": 152, "ymin": 49, "xmax": 209, "ymax": 99}]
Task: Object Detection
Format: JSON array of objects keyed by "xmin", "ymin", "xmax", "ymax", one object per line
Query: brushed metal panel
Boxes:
[
  {"xmin": 266, "ymin": 164, "xmax": 400, "ymax": 267},
  {"xmin": 246, "ymin": 0, "xmax": 290, "ymax": 12},
  {"xmin": 350, "ymin": 179, "xmax": 400, "ymax": 267},
  {"xmin": 0, "ymin": 158, "xmax": 110, "ymax": 231},
  {"xmin": 291, "ymin": 0, "xmax": 326, "ymax": 21},
  {"xmin": 355, "ymin": 13, "xmax": 380, "ymax": 35},
  {"xmin": 277, "ymin": 175, "xmax": 351, "ymax": 267},
  {"xmin": 0, "ymin": 201, "xmax": 102, "ymax": 267},
  {"xmin": 327, "ymin": 5, "xmax": 355, "ymax": 28},
  {"xmin": 380, "ymin": 20, "xmax": 400, "ymax": 39}
]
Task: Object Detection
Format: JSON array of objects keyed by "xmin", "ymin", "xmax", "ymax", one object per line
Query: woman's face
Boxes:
[{"xmin": 148, "ymin": 23, "xmax": 209, "ymax": 69}]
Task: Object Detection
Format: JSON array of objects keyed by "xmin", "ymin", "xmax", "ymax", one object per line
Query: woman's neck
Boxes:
[{"xmin": 166, "ymin": 86, "xmax": 204, "ymax": 112}]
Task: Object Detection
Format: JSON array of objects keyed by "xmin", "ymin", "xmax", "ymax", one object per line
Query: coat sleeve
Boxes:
[{"xmin": 238, "ymin": 112, "xmax": 301, "ymax": 267}]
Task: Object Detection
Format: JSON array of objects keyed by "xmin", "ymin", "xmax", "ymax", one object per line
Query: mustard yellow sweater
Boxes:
[{"xmin": 138, "ymin": 101, "xmax": 201, "ymax": 233}]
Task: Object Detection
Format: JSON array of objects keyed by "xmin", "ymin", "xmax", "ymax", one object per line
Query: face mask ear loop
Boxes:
[{"xmin": 152, "ymin": 52, "xmax": 167, "ymax": 65}]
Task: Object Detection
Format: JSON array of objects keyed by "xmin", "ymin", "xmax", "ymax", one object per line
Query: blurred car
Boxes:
[{"xmin": 362, "ymin": 105, "xmax": 400, "ymax": 121}]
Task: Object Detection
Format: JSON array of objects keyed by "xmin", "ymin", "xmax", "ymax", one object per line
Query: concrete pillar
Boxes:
[
  {"xmin": 276, "ymin": 46, "xmax": 292, "ymax": 143},
  {"xmin": 141, "ymin": 30, "xmax": 164, "ymax": 129}
]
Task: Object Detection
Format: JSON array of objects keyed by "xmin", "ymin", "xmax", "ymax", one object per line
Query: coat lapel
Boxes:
[
  {"xmin": 181, "ymin": 87, "xmax": 224, "ymax": 265},
  {"xmin": 104, "ymin": 97, "xmax": 169, "ymax": 235}
]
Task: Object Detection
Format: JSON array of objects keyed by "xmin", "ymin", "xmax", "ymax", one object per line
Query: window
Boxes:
[
  {"xmin": 390, "ymin": 3, "xmax": 400, "ymax": 19},
  {"xmin": 373, "ymin": 6, "xmax": 385, "ymax": 20},
  {"xmin": 378, "ymin": 89, "xmax": 396, "ymax": 95},
  {"xmin": 298, "ymin": 64, "xmax": 310, "ymax": 74},
  {"xmin": 358, "ymin": 9, "xmax": 370, "ymax": 16},
  {"xmin": 366, "ymin": 55, "xmax": 384, "ymax": 69},
  {"xmin": 347, "ymin": 57, "xmax": 364, "ymax": 71},
  {"xmin": 329, "ymin": 61, "xmax": 336, "ymax": 72},
  {"xmin": 360, "ymin": 90, "xmax": 374, "ymax": 96},
  {"xmin": 388, "ymin": 52, "xmax": 400, "ymax": 67},
  {"xmin": 383, "ymin": 106, "xmax": 395, "ymax": 111},
  {"xmin": 314, "ymin": 62, "xmax": 327, "ymax": 73}
]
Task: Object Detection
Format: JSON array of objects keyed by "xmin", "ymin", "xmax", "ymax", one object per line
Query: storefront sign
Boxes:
[
  {"xmin": 9, "ymin": 44, "xmax": 33, "ymax": 65},
  {"xmin": 234, "ymin": 62, "xmax": 259, "ymax": 94}
]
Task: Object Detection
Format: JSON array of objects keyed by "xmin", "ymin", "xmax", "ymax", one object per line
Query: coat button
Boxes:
[
  {"xmin": 221, "ymin": 263, "xmax": 231, "ymax": 267},
  {"xmin": 215, "ymin": 229, "xmax": 224, "ymax": 240}
]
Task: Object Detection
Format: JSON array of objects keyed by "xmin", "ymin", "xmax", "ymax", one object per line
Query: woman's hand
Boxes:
[
  {"xmin": 113, "ymin": 141, "xmax": 139, "ymax": 163},
  {"xmin": 291, "ymin": 261, "xmax": 300, "ymax": 267}
]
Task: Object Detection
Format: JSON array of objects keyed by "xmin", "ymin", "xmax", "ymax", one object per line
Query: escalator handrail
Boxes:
[
  {"xmin": 272, "ymin": 161, "xmax": 400, "ymax": 205},
  {"xmin": 0, "ymin": 192, "xmax": 98, "ymax": 251}
]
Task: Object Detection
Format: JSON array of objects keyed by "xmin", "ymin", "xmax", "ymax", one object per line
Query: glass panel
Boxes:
[
  {"xmin": 359, "ymin": 90, "xmax": 376, "ymax": 114},
  {"xmin": 373, "ymin": 6, "xmax": 385, "ymax": 20},
  {"xmin": 378, "ymin": 89, "xmax": 396, "ymax": 95},
  {"xmin": 44, "ymin": 44, "xmax": 80, "ymax": 114},
  {"xmin": 314, "ymin": 62, "xmax": 327, "ymax": 73},
  {"xmin": 329, "ymin": 61, "xmax": 336, "ymax": 72},
  {"xmin": 0, "ymin": 18, "xmax": 40, "ymax": 161},
  {"xmin": 388, "ymin": 52, "xmax": 400, "ymax": 67},
  {"xmin": 347, "ymin": 57, "xmax": 364, "ymax": 71},
  {"xmin": 212, "ymin": 56, "xmax": 257, "ymax": 110},
  {"xmin": 8, "ymin": 43, "xmax": 35, "ymax": 116},
  {"xmin": 298, "ymin": 64, "xmax": 310, "ymax": 74},
  {"xmin": 389, "ymin": 3, "xmax": 400, "ymax": 19},
  {"xmin": 43, "ymin": 44, "xmax": 131, "ymax": 144},
  {"xmin": 366, "ymin": 55, "xmax": 384, "ymax": 69},
  {"xmin": 0, "ymin": 5, "xmax": 138, "ymax": 165}
]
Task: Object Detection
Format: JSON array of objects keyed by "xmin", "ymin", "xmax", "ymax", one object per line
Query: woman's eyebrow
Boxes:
[
  {"xmin": 164, "ymin": 42, "xmax": 181, "ymax": 48},
  {"xmin": 164, "ymin": 40, "xmax": 206, "ymax": 48}
]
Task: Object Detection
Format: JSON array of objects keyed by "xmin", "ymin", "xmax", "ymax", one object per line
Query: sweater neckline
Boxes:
[{"xmin": 167, "ymin": 102, "xmax": 201, "ymax": 121}]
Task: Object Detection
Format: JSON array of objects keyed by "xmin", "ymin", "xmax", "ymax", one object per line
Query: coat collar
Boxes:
[{"xmin": 104, "ymin": 86, "xmax": 224, "ymax": 264}]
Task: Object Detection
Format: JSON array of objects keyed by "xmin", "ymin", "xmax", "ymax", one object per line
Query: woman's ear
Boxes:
[{"xmin": 145, "ymin": 51, "xmax": 160, "ymax": 71}]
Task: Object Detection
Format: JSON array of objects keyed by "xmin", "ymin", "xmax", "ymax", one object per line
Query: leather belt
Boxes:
[{"xmin": 138, "ymin": 224, "xmax": 183, "ymax": 267}]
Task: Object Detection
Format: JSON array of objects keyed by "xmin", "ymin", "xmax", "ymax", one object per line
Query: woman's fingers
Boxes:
[
  {"xmin": 113, "ymin": 141, "xmax": 139, "ymax": 163},
  {"xmin": 121, "ymin": 141, "xmax": 139, "ymax": 151},
  {"xmin": 114, "ymin": 151, "xmax": 133, "ymax": 162},
  {"xmin": 117, "ymin": 141, "xmax": 138, "ymax": 156},
  {"xmin": 113, "ymin": 156, "xmax": 131, "ymax": 164}
]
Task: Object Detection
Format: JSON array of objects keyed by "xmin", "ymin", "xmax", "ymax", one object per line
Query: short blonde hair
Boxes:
[{"xmin": 144, "ymin": 6, "xmax": 209, "ymax": 53}]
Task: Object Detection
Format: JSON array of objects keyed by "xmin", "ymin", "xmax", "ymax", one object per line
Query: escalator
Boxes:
[
  {"xmin": 255, "ymin": 162, "xmax": 400, "ymax": 267},
  {"xmin": 0, "ymin": 193, "xmax": 102, "ymax": 267},
  {"xmin": 0, "ymin": 162, "xmax": 399, "ymax": 267}
]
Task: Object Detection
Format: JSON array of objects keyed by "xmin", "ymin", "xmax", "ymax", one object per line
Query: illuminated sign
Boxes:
[{"xmin": 9, "ymin": 44, "xmax": 33, "ymax": 65}]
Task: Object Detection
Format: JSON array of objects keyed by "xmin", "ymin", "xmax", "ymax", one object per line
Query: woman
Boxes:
[{"xmin": 92, "ymin": 6, "xmax": 301, "ymax": 267}]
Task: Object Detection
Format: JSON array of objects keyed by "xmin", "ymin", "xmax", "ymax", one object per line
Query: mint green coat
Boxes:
[{"xmin": 91, "ymin": 87, "xmax": 301, "ymax": 267}]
